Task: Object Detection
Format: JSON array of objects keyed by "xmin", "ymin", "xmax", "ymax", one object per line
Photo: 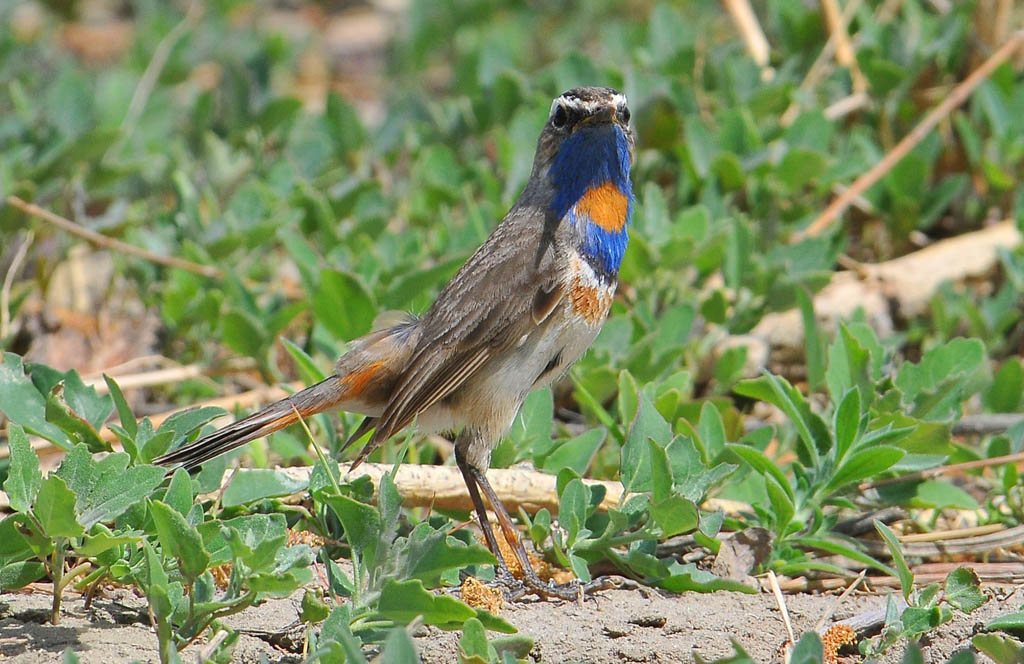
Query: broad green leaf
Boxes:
[
  {"xmin": 55, "ymin": 447, "xmax": 166, "ymax": 529},
  {"xmin": 150, "ymin": 500, "xmax": 210, "ymax": 582},
  {"xmin": 649, "ymin": 494, "xmax": 698, "ymax": 538},
  {"xmin": 558, "ymin": 478, "xmax": 589, "ymax": 547},
  {"xmin": 394, "ymin": 523, "xmax": 495, "ymax": 587},
  {"xmin": 984, "ymin": 613, "xmax": 1024, "ymax": 632},
  {"xmin": 0, "ymin": 560, "xmax": 47, "ymax": 590},
  {"xmin": 973, "ymin": 634, "xmax": 1024, "ymax": 664},
  {"xmin": 459, "ymin": 618, "xmax": 494, "ymax": 664},
  {"xmin": 541, "ymin": 428, "xmax": 605, "ymax": 476},
  {"xmin": 162, "ymin": 468, "xmax": 194, "ymax": 516},
  {"xmin": 377, "ymin": 577, "xmax": 475, "ymax": 628},
  {"xmin": 222, "ymin": 469, "xmax": 309, "ymax": 507},
  {"xmin": 313, "ymin": 269, "xmax": 376, "ymax": 341},
  {"xmin": 648, "ymin": 438, "xmax": 673, "ymax": 503},
  {"xmin": 0, "ymin": 353, "xmax": 71, "ymax": 447},
  {"xmin": 317, "ymin": 490, "xmax": 381, "ymax": 563},
  {"xmin": 657, "ymin": 561, "xmax": 757, "ymax": 594},
  {"xmin": 984, "ymin": 358, "xmax": 1023, "ymax": 413},
  {"xmin": 696, "ymin": 401, "xmax": 727, "ymax": 459},
  {"xmin": 34, "ymin": 475, "xmax": 84, "ymax": 538},
  {"xmin": 944, "ymin": 567, "xmax": 987, "ymax": 613},
  {"xmin": 825, "ymin": 325, "xmax": 874, "ymax": 407},
  {"xmin": 788, "ymin": 632, "xmax": 823, "ymax": 664},
  {"xmin": 620, "ymin": 394, "xmax": 672, "ymax": 493},
  {"xmin": 913, "ymin": 480, "xmax": 979, "ymax": 510},
  {"xmin": 380, "ymin": 627, "xmax": 420, "ymax": 664},
  {"xmin": 4, "ymin": 423, "xmax": 40, "ymax": 513},
  {"xmin": 895, "ymin": 338, "xmax": 985, "ymax": 420}
]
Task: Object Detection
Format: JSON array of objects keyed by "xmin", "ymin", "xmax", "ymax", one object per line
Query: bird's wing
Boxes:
[{"xmin": 358, "ymin": 210, "xmax": 565, "ymax": 454}]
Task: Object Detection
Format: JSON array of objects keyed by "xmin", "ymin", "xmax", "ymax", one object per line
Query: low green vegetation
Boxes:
[{"xmin": 2, "ymin": 1, "xmax": 1024, "ymax": 663}]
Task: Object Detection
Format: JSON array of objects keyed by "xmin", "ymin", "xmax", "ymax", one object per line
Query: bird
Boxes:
[{"xmin": 156, "ymin": 86, "xmax": 635, "ymax": 599}]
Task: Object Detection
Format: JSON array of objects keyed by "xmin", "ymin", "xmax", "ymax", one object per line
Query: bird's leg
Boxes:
[{"xmin": 455, "ymin": 452, "xmax": 604, "ymax": 602}]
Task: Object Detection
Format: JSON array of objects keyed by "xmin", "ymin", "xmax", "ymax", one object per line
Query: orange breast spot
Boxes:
[
  {"xmin": 569, "ymin": 277, "xmax": 612, "ymax": 324},
  {"xmin": 576, "ymin": 182, "xmax": 628, "ymax": 233},
  {"xmin": 343, "ymin": 361, "xmax": 384, "ymax": 397}
]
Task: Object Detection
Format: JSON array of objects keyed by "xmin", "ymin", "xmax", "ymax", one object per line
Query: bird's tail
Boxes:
[{"xmin": 154, "ymin": 376, "xmax": 344, "ymax": 471}]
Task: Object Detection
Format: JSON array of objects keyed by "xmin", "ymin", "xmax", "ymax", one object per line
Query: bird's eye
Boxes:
[
  {"xmin": 551, "ymin": 104, "xmax": 569, "ymax": 129},
  {"xmin": 618, "ymin": 106, "xmax": 631, "ymax": 124}
]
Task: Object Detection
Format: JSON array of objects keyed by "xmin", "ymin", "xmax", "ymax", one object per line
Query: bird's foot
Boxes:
[{"xmin": 492, "ymin": 570, "xmax": 623, "ymax": 603}]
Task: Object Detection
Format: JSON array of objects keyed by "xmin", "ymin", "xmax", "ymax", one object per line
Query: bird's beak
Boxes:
[{"xmin": 578, "ymin": 103, "xmax": 617, "ymax": 128}]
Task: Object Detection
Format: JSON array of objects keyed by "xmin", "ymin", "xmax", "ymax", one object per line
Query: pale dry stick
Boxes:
[
  {"xmin": 113, "ymin": 0, "xmax": 203, "ymax": 156},
  {"xmin": 766, "ymin": 569, "xmax": 796, "ymax": 664},
  {"xmin": 862, "ymin": 448, "xmax": 1024, "ymax": 491},
  {"xmin": 814, "ymin": 569, "xmax": 866, "ymax": 633},
  {"xmin": 6, "ymin": 195, "xmax": 221, "ymax": 279},
  {"xmin": 795, "ymin": 30, "xmax": 1024, "ymax": 241},
  {"xmin": 899, "ymin": 523, "xmax": 1005, "ymax": 543},
  {"xmin": 821, "ymin": 0, "xmax": 868, "ymax": 93},
  {"xmin": 81, "ymin": 358, "xmax": 259, "ymax": 394},
  {"xmin": 779, "ymin": 0, "xmax": 864, "ymax": 126},
  {"xmin": 823, "ymin": 91, "xmax": 870, "ymax": 121},
  {"xmin": 0, "ymin": 229, "xmax": 34, "ymax": 339},
  {"xmin": 722, "ymin": 0, "xmax": 774, "ymax": 81}
]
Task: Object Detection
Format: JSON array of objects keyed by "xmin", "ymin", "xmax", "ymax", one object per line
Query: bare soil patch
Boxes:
[{"xmin": 1, "ymin": 583, "xmax": 1016, "ymax": 663}]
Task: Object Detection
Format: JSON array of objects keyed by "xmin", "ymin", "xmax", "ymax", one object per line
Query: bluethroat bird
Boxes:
[{"xmin": 157, "ymin": 86, "xmax": 634, "ymax": 599}]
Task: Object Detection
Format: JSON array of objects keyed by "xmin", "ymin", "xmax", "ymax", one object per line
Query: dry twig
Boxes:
[{"xmin": 796, "ymin": 30, "xmax": 1024, "ymax": 241}]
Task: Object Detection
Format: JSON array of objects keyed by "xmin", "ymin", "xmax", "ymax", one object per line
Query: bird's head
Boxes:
[
  {"xmin": 532, "ymin": 87, "xmax": 634, "ymax": 202},
  {"xmin": 527, "ymin": 87, "xmax": 634, "ymax": 276}
]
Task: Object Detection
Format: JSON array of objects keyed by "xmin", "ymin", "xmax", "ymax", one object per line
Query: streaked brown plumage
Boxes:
[{"xmin": 157, "ymin": 86, "xmax": 635, "ymax": 599}]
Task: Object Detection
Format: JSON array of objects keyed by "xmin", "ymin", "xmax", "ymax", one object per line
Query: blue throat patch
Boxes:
[{"xmin": 549, "ymin": 123, "xmax": 633, "ymax": 276}]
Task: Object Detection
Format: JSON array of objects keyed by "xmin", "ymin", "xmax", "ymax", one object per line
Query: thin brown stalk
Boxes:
[
  {"xmin": 821, "ymin": 0, "xmax": 868, "ymax": 92},
  {"xmin": 796, "ymin": 30, "xmax": 1024, "ymax": 241},
  {"xmin": 722, "ymin": 0, "xmax": 774, "ymax": 80},
  {"xmin": 1, "ymin": 230, "xmax": 34, "ymax": 339},
  {"xmin": 6, "ymin": 195, "xmax": 222, "ymax": 279}
]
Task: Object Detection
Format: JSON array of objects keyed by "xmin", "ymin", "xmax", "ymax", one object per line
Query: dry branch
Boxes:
[
  {"xmin": 796, "ymin": 30, "xmax": 1024, "ymax": 240},
  {"xmin": 749, "ymin": 220, "xmax": 1023, "ymax": 356},
  {"xmin": 722, "ymin": 0, "xmax": 774, "ymax": 80}
]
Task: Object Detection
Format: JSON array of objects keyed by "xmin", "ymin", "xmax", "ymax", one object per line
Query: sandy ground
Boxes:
[{"xmin": 0, "ymin": 582, "xmax": 1017, "ymax": 663}]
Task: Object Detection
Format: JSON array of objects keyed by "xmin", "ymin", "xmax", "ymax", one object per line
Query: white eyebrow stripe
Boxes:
[{"xmin": 551, "ymin": 93, "xmax": 629, "ymax": 118}]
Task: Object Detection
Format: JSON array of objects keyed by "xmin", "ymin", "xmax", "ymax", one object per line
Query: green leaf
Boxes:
[
  {"xmin": 377, "ymin": 577, "xmax": 476, "ymax": 628},
  {"xmin": 558, "ymin": 478, "xmax": 589, "ymax": 548},
  {"xmin": 724, "ymin": 443, "xmax": 793, "ymax": 502},
  {"xmin": 788, "ymin": 631, "xmax": 823, "ymax": 664},
  {"xmin": 380, "ymin": 626, "xmax": 420, "ymax": 664},
  {"xmin": 313, "ymin": 269, "xmax": 376, "ymax": 341},
  {"xmin": 325, "ymin": 92, "xmax": 365, "ymax": 154},
  {"xmin": 55, "ymin": 447, "xmax": 166, "ymax": 529},
  {"xmin": 973, "ymin": 633, "xmax": 1024, "ymax": 664},
  {"xmin": 150, "ymin": 500, "xmax": 210, "ymax": 582},
  {"xmin": 875, "ymin": 521, "xmax": 913, "ymax": 600},
  {"xmin": 162, "ymin": 468, "xmax": 194, "ymax": 516},
  {"xmin": 4, "ymin": 423, "xmax": 41, "ymax": 513},
  {"xmin": 734, "ymin": 373, "xmax": 826, "ymax": 464},
  {"xmin": 825, "ymin": 325, "xmax": 874, "ymax": 408},
  {"xmin": 649, "ymin": 494, "xmax": 698, "ymax": 538},
  {"xmin": 657, "ymin": 561, "xmax": 757, "ymax": 594},
  {"xmin": 985, "ymin": 613, "xmax": 1024, "ymax": 633},
  {"xmin": 459, "ymin": 617, "xmax": 494, "ymax": 664},
  {"xmin": 620, "ymin": 394, "xmax": 672, "ymax": 493},
  {"xmin": 913, "ymin": 480, "xmax": 979, "ymax": 510},
  {"xmin": 825, "ymin": 445, "xmax": 904, "ymax": 492},
  {"xmin": 222, "ymin": 469, "xmax": 309, "ymax": 507},
  {"xmin": 280, "ymin": 337, "xmax": 328, "ymax": 384},
  {"xmin": 394, "ymin": 523, "xmax": 495, "ymax": 587},
  {"xmin": 34, "ymin": 475, "xmax": 84, "ymax": 538},
  {"xmin": 648, "ymin": 438, "xmax": 673, "ymax": 503},
  {"xmin": 220, "ymin": 310, "xmax": 267, "ymax": 357},
  {"xmin": 895, "ymin": 338, "xmax": 985, "ymax": 420},
  {"xmin": 832, "ymin": 388, "xmax": 861, "ymax": 465},
  {"xmin": 317, "ymin": 490, "xmax": 381, "ymax": 564},
  {"xmin": 944, "ymin": 567, "xmax": 987, "ymax": 613},
  {"xmin": 0, "ymin": 353, "xmax": 71, "ymax": 447},
  {"xmin": 0, "ymin": 560, "xmax": 47, "ymax": 590},
  {"xmin": 696, "ymin": 401, "xmax": 727, "ymax": 459},
  {"xmin": 796, "ymin": 287, "xmax": 825, "ymax": 391},
  {"xmin": 541, "ymin": 428, "xmax": 605, "ymax": 476},
  {"xmin": 103, "ymin": 374, "xmax": 137, "ymax": 440},
  {"xmin": 984, "ymin": 358, "xmax": 1024, "ymax": 413}
]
